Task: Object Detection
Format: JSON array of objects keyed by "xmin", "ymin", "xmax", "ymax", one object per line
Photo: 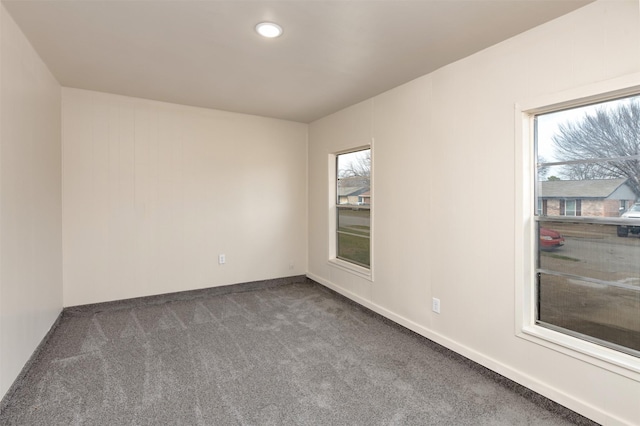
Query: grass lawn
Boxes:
[{"xmin": 337, "ymin": 233, "xmax": 370, "ymax": 267}]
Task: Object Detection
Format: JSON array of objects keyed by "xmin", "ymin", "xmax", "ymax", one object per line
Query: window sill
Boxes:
[
  {"xmin": 328, "ymin": 258, "xmax": 373, "ymax": 281},
  {"xmin": 517, "ymin": 324, "xmax": 640, "ymax": 382}
]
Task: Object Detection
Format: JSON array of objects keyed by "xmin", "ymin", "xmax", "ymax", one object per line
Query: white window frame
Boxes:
[
  {"xmin": 328, "ymin": 144, "xmax": 374, "ymax": 281},
  {"xmin": 515, "ymin": 73, "xmax": 640, "ymax": 381}
]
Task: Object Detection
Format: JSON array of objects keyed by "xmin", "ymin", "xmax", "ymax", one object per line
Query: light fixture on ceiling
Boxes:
[{"xmin": 255, "ymin": 22, "xmax": 283, "ymax": 38}]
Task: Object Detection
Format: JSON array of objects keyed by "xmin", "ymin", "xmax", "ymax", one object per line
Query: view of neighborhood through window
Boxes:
[
  {"xmin": 336, "ymin": 149, "xmax": 371, "ymax": 268},
  {"xmin": 535, "ymin": 94, "xmax": 640, "ymax": 356}
]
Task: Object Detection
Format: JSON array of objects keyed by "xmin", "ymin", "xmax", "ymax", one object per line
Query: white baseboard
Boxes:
[{"xmin": 306, "ymin": 272, "xmax": 627, "ymax": 426}]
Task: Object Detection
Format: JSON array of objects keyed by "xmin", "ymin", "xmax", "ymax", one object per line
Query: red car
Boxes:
[{"xmin": 540, "ymin": 227, "xmax": 565, "ymax": 250}]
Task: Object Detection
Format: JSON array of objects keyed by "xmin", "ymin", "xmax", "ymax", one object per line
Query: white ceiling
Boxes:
[{"xmin": 3, "ymin": 0, "xmax": 593, "ymax": 123}]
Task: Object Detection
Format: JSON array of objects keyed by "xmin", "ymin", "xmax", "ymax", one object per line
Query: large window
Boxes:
[
  {"xmin": 336, "ymin": 149, "xmax": 371, "ymax": 268},
  {"xmin": 534, "ymin": 94, "xmax": 640, "ymax": 357}
]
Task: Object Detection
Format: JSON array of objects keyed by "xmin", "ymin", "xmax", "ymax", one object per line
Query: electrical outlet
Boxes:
[
  {"xmin": 432, "ymin": 297, "xmax": 441, "ymax": 314},
  {"xmin": 218, "ymin": 254, "xmax": 226, "ymax": 265}
]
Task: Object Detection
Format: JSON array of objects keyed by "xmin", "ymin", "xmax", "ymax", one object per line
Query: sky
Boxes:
[{"xmin": 536, "ymin": 95, "xmax": 639, "ymax": 164}]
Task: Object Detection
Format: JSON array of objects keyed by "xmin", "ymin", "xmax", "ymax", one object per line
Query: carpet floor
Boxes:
[{"xmin": 0, "ymin": 278, "xmax": 597, "ymax": 425}]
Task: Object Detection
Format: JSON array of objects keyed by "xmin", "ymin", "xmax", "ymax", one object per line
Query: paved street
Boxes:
[
  {"xmin": 337, "ymin": 208, "xmax": 370, "ymax": 236},
  {"xmin": 546, "ymin": 234, "xmax": 640, "ymax": 286}
]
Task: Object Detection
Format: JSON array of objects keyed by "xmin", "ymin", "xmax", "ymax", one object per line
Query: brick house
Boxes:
[
  {"xmin": 337, "ymin": 186, "xmax": 369, "ymax": 205},
  {"xmin": 538, "ymin": 178, "xmax": 636, "ymax": 217},
  {"xmin": 337, "ymin": 176, "xmax": 370, "ymax": 205}
]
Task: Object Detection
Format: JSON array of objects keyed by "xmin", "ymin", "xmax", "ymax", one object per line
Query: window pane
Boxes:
[
  {"xmin": 337, "ymin": 206, "xmax": 370, "ymax": 267},
  {"xmin": 535, "ymin": 94, "xmax": 640, "ymax": 356},
  {"xmin": 337, "ymin": 206, "xmax": 371, "ymax": 237},
  {"xmin": 565, "ymin": 199, "xmax": 576, "ymax": 216},
  {"xmin": 538, "ymin": 273, "xmax": 640, "ymax": 354},
  {"xmin": 336, "ymin": 148, "xmax": 371, "ymax": 268},
  {"xmin": 337, "ymin": 150, "xmax": 370, "ymax": 206},
  {"xmin": 337, "ymin": 233, "xmax": 370, "ymax": 267}
]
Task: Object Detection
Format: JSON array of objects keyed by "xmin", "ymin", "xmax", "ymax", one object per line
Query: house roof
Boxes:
[
  {"xmin": 339, "ymin": 176, "xmax": 369, "ymax": 186},
  {"xmin": 540, "ymin": 178, "xmax": 629, "ymax": 199},
  {"xmin": 338, "ymin": 187, "xmax": 369, "ymax": 197}
]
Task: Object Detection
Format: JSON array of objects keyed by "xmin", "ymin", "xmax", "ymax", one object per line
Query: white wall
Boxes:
[
  {"xmin": 62, "ymin": 89, "xmax": 308, "ymax": 306},
  {"xmin": 0, "ymin": 4, "xmax": 62, "ymax": 398},
  {"xmin": 308, "ymin": 1, "xmax": 640, "ymax": 424}
]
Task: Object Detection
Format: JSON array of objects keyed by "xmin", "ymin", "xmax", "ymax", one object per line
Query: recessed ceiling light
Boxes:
[{"xmin": 255, "ymin": 22, "xmax": 283, "ymax": 38}]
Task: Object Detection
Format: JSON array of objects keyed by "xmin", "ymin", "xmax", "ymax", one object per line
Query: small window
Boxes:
[
  {"xmin": 562, "ymin": 199, "xmax": 581, "ymax": 216},
  {"xmin": 537, "ymin": 199, "xmax": 548, "ymax": 216},
  {"xmin": 336, "ymin": 149, "xmax": 371, "ymax": 268},
  {"xmin": 534, "ymin": 94, "xmax": 640, "ymax": 357},
  {"xmin": 620, "ymin": 200, "xmax": 628, "ymax": 215}
]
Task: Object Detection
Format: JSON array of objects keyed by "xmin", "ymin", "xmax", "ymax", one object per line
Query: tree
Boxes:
[
  {"xmin": 338, "ymin": 149, "xmax": 371, "ymax": 179},
  {"xmin": 553, "ymin": 99, "xmax": 640, "ymax": 195},
  {"xmin": 559, "ymin": 162, "xmax": 611, "ymax": 181},
  {"xmin": 537, "ymin": 156, "xmax": 550, "ymax": 180}
]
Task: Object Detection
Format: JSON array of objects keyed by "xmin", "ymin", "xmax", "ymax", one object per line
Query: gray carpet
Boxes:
[{"xmin": 0, "ymin": 278, "xmax": 597, "ymax": 425}]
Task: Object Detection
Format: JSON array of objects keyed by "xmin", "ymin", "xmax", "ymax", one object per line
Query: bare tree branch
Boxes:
[
  {"xmin": 552, "ymin": 99, "xmax": 640, "ymax": 195},
  {"xmin": 338, "ymin": 150, "xmax": 371, "ymax": 178}
]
